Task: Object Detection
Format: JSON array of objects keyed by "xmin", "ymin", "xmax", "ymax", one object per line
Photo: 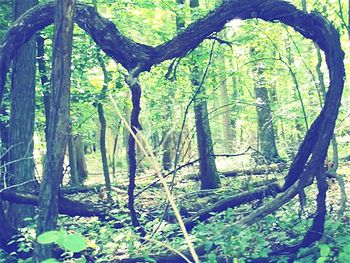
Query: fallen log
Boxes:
[
  {"xmin": 178, "ymin": 163, "xmax": 287, "ymax": 183},
  {"xmin": 1, "ymin": 190, "xmax": 114, "ymax": 219},
  {"xmin": 184, "ymin": 183, "xmax": 282, "ymax": 230},
  {"xmin": 220, "ymin": 163, "xmax": 287, "ymax": 177}
]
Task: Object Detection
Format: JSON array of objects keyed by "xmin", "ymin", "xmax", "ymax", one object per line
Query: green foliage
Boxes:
[{"xmin": 37, "ymin": 229, "xmax": 87, "ymax": 253}]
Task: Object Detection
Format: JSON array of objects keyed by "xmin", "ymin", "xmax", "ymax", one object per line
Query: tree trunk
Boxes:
[
  {"xmin": 285, "ymin": 38, "xmax": 308, "ymax": 143},
  {"xmin": 7, "ymin": 0, "xmax": 38, "ymax": 228},
  {"xmin": 68, "ymin": 124, "xmax": 79, "ymax": 186},
  {"xmin": 191, "ymin": 0, "xmax": 220, "ymax": 190},
  {"xmin": 251, "ymin": 49, "xmax": 279, "ymax": 161},
  {"xmin": 194, "ymin": 99, "xmax": 220, "ymax": 189},
  {"xmin": 74, "ymin": 134, "xmax": 88, "ymax": 183},
  {"xmin": 217, "ymin": 47, "xmax": 235, "ymax": 151},
  {"xmin": 315, "ymin": 47, "xmax": 339, "ymax": 171},
  {"xmin": 162, "ymin": 131, "xmax": 174, "ymax": 171},
  {"xmin": 36, "ymin": 34, "xmax": 50, "ymax": 141},
  {"xmin": 126, "ymin": 71, "xmax": 146, "ymax": 236},
  {"xmin": 34, "ymin": 0, "xmax": 75, "ymax": 261},
  {"xmin": 97, "ymin": 102, "xmax": 112, "ymax": 203}
]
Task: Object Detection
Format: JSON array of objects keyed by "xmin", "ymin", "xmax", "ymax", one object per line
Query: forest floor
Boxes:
[{"xmin": 53, "ymin": 153, "xmax": 350, "ymax": 262}]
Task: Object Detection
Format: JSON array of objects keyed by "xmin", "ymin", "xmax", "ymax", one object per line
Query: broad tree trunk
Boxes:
[
  {"xmin": 7, "ymin": 0, "xmax": 38, "ymax": 228},
  {"xmin": 34, "ymin": 0, "xmax": 75, "ymax": 261}
]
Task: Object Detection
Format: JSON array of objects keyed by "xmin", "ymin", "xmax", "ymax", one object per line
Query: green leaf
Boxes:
[
  {"xmin": 342, "ymin": 244, "xmax": 350, "ymax": 253},
  {"xmin": 59, "ymin": 233, "xmax": 87, "ymax": 253},
  {"xmin": 41, "ymin": 258, "xmax": 60, "ymax": 263},
  {"xmin": 316, "ymin": 256, "xmax": 327, "ymax": 263},
  {"xmin": 37, "ymin": 231, "xmax": 60, "ymax": 244},
  {"xmin": 318, "ymin": 244, "xmax": 330, "ymax": 257},
  {"xmin": 204, "ymin": 240, "xmax": 214, "ymax": 252}
]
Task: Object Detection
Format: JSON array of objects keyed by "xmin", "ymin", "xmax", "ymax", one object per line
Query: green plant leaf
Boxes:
[
  {"xmin": 319, "ymin": 244, "xmax": 330, "ymax": 257},
  {"xmin": 41, "ymin": 258, "xmax": 60, "ymax": 263},
  {"xmin": 60, "ymin": 233, "xmax": 87, "ymax": 253},
  {"xmin": 37, "ymin": 231, "xmax": 60, "ymax": 244}
]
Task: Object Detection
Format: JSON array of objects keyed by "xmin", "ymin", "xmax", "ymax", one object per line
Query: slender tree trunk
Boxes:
[
  {"xmin": 126, "ymin": 71, "xmax": 145, "ymax": 236},
  {"xmin": 74, "ymin": 135, "xmax": 88, "ymax": 183},
  {"xmin": 68, "ymin": 124, "xmax": 79, "ymax": 186},
  {"xmin": 112, "ymin": 122, "xmax": 121, "ymax": 178},
  {"xmin": 34, "ymin": 0, "xmax": 75, "ymax": 261},
  {"xmin": 231, "ymin": 71, "xmax": 238, "ymax": 144},
  {"xmin": 7, "ymin": 0, "xmax": 38, "ymax": 228},
  {"xmin": 97, "ymin": 102, "xmax": 112, "ymax": 202},
  {"xmin": 285, "ymin": 39, "xmax": 308, "ymax": 142},
  {"xmin": 36, "ymin": 34, "xmax": 50, "ymax": 141},
  {"xmin": 190, "ymin": 0, "xmax": 220, "ymax": 190},
  {"xmin": 96, "ymin": 54, "xmax": 112, "ymax": 203},
  {"xmin": 217, "ymin": 49, "xmax": 235, "ymax": 151},
  {"xmin": 162, "ymin": 131, "xmax": 174, "ymax": 171}
]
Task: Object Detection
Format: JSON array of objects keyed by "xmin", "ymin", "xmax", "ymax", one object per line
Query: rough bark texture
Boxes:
[
  {"xmin": 126, "ymin": 71, "xmax": 145, "ymax": 236},
  {"xmin": 7, "ymin": 0, "xmax": 38, "ymax": 229},
  {"xmin": 34, "ymin": 0, "xmax": 75, "ymax": 261},
  {"xmin": 194, "ymin": 97, "xmax": 220, "ymax": 189}
]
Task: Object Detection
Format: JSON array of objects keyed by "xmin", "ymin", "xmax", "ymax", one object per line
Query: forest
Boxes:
[{"xmin": 0, "ymin": 0, "xmax": 349, "ymax": 262}]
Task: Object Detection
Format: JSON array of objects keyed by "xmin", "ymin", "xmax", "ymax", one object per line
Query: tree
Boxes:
[
  {"xmin": 6, "ymin": 0, "xmax": 38, "ymax": 228},
  {"xmin": 34, "ymin": 0, "xmax": 75, "ymax": 260},
  {"xmin": 250, "ymin": 47, "xmax": 280, "ymax": 161},
  {"xmin": 191, "ymin": 0, "xmax": 220, "ymax": 190}
]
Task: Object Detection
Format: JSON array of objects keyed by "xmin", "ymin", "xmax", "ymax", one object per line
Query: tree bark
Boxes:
[
  {"xmin": 34, "ymin": 0, "xmax": 75, "ymax": 261},
  {"xmin": 217, "ymin": 47, "xmax": 235, "ymax": 151},
  {"xmin": 7, "ymin": 0, "xmax": 38, "ymax": 229},
  {"xmin": 68, "ymin": 124, "xmax": 79, "ymax": 186},
  {"xmin": 191, "ymin": 0, "xmax": 220, "ymax": 190},
  {"xmin": 97, "ymin": 102, "xmax": 112, "ymax": 202},
  {"xmin": 193, "ymin": 86, "xmax": 220, "ymax": 189},
  {"xmin": 126, "ymin": 71, "xmax": 146, "ymax": 236},
  {"xmin": 74, "ymin": 135, "xmax": 88, "ymax": 183},
  {"xmin": 251, "ymin": 48, "xmax": 279, "ymax": 161}
]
